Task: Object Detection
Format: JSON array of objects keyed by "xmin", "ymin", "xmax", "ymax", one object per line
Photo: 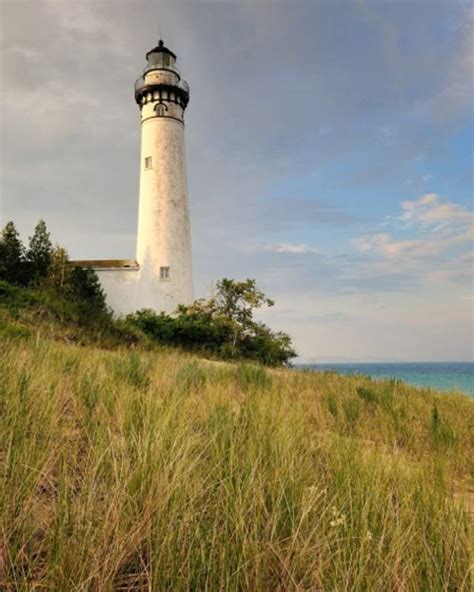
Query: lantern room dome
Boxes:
[{"xmin": 146, "ymin": 39, "xmax": 177, "ymax": 67}]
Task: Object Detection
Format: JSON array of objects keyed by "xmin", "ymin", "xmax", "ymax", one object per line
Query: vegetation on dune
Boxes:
[
  {"xmin": 0, "ymin": 220, "xmax": 112, "ymax": 332},
  {"xmin": 0, "ymin": 220, "xmax": 296, "ymax": 365},
  {"xmin": 1, "ymin": 220, "xmax": 56, "ymax": 288},
  {"xmin": 127, "ymin": 279, "xmax": 296, "ymax": 366},
  {"xmin": 1, "ymin": 331, "xmax": 473, "ymax": 591}
]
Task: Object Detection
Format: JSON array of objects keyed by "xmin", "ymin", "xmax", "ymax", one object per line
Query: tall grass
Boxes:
[{"xmin": 1, "ymin": 335, "xmax": 472, "ymax": 590}]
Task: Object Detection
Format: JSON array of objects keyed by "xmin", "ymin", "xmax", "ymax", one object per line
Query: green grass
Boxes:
[{"xmin": 1, "ymin": 333, "xmax": 473, "ymax": 591}]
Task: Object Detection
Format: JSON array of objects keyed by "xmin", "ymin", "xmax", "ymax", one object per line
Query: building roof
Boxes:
[
  {"xmin": 146, "ymin": 39, "xmax": 177, "ymax": 61},
  {"xmin": 71, "ymin": 259, "xmax": 139, "ymax": 270}
]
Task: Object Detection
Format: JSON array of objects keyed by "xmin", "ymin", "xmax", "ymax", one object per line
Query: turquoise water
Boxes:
[{"xmin": 298, "ymin": 362, "xmax": 474, "ymax": 397}]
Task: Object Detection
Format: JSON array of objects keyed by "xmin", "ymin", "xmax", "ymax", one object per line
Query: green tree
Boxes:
[
  {"xmin": 48, "ymin": 245, "xmax": 71, "ymax": 292},
  {"xmin": 0, "ymin": 221, "xmax": 27, "ymax": 285},
  {"xmin": 26, "ymin": 219, "xmax": 54, "ymax": 284},
  {"xmin": 239, "ymin": 321, "xmax": 297, "ymax": 366},
  {"xmin": 212, "ymin": 278, "xmax": 275, "ymax": 357},
  {"xmin": 67, "ymin": 267, "xmax": 110, "ymax": 324}
]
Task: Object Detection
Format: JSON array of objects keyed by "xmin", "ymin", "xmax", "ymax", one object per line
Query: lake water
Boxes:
[{"xmin": 298, "ymin": 362, "xmax": 474, "ymax": 397}]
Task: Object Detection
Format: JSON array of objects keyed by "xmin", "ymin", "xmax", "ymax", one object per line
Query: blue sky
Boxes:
[{"xmin": 1, "ymin": 0, "xmax": 473, "ymax": 361}]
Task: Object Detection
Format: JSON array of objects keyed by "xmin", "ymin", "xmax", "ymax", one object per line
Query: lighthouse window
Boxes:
[
  {"xmin": 160, "ymin": 266, "xmax": 170, "ymax": 280},
  {"xmin": 154, "ymin": 103, "xmax": 167, "ymax": 117},
  {"xmin": 144, "ymin": 156, "xmax": 152, "ymax": 169}
]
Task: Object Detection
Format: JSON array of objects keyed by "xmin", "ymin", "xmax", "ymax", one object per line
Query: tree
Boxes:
[
  {"xmin": 214, "ymin": 278, "xmax": 274, "ymax": 319},
  {"xmin": 212, "ymin": 278, "xmax": 275, "ymax": 357},
  {"xmin": 67, "ymin": 267, "xmax": 110, "ymax": 324},
  {"xmin": 0, "ymin": 221, "xmax": 27, "ymax": 285},
  {"xmin": 26, "ymin": 219, "xmax": 53, "ymax": 283},
  {"xmin": 48, "ymin": 245, "xmax": 71, "ymax": 292},
  {"xmin": 239, "ymin": 322, "xmax": 297, "ymax": 366}
]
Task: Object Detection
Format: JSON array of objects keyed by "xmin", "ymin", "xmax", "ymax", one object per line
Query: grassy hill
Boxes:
[{"xmin": 1, "ymin": 319, "xmax": 473, "ymax": 589}]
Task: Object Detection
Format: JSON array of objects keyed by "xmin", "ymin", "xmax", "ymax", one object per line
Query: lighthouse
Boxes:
[
  {"xmin": 73, "ymin": 39, "xmax": 194, "ymax": 316},
  {"xmin": 134, "ymin": 39, "xmax": 193, "ymax": 310}
]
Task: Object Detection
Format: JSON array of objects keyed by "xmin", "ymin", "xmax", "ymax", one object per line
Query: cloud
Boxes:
[
  {"xmin": 358, "ymin": 194, "xmax": 473, "ymax": 265},
  {"xmin": 400, "ymin": 193, "xmax": 473, "ymax": 226},
  {"xmin": 262, "ymin": 243, "xmax": 320, "ymax": 255},
  {"xmin": 354, "ymin": 233, "xmax": 432, "ymax": 258},
  {"xmin": 354, "ymin": 232, "xmax": 472, "ymax": 260}
]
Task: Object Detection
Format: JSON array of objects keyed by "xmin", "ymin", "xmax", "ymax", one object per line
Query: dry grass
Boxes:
[{"xmin": 1, "ymin": 335, "xmax": 472, "ymax": 591}]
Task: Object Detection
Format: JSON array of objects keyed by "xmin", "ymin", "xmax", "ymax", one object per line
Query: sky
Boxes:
[{"xmin": 1, "ymin": 0, "xmax": 473, "ymax": 362}]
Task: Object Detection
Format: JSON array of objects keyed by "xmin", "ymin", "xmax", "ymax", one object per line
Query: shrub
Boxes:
[
  {"xmin": 127, "ymin": 280, "xmax": 297, "ymax": 367},
  {"xmin": 0, "ymin": 280, "xmax": 38, "ymax": 310},
  {"xmin": 356, "ymin": 386, "xmax": 378, "ymax": 404},
  {"xmin": 0, "ymin": 320, "xmax": 31, "ymax": 340}
]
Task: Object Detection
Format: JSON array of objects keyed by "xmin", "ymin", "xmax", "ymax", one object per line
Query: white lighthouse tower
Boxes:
[
  {"xmin": 134, "ymin": 39, "xmax": 193, "ymax": 310},
  {"xmin": 73, "ymin": 39, "xmax": 193, "ymax": 316}
]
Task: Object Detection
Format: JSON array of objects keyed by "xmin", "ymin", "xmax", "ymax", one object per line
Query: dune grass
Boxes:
[{"xmin": 1, "ymin": 334, "xmax": 473, "ymax": 591}]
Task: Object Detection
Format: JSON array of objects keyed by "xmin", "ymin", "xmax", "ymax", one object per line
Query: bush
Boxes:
[
  {"xmin": 0, "ymin": 319, "xmax": 31, "ymax": 340},
  {"xmin": 356, "ymin": 386, "xmax": 378, "ymax": 404},
  {"xmin": 127, "ymin": 279, "xmax": 297, "ymax": 367},
  {"xmin": 0, "ymin": 280, "xmax": 38, "ymax": 310}
]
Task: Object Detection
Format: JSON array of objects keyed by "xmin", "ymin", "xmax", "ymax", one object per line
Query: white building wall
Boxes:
[
  {"xmin": 97, "ymin": 261, "xmax": 193, "ymax": 317},
  {"xmin": 96, "ymin": 269, "xmax": 139, "ymax": 317}
]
